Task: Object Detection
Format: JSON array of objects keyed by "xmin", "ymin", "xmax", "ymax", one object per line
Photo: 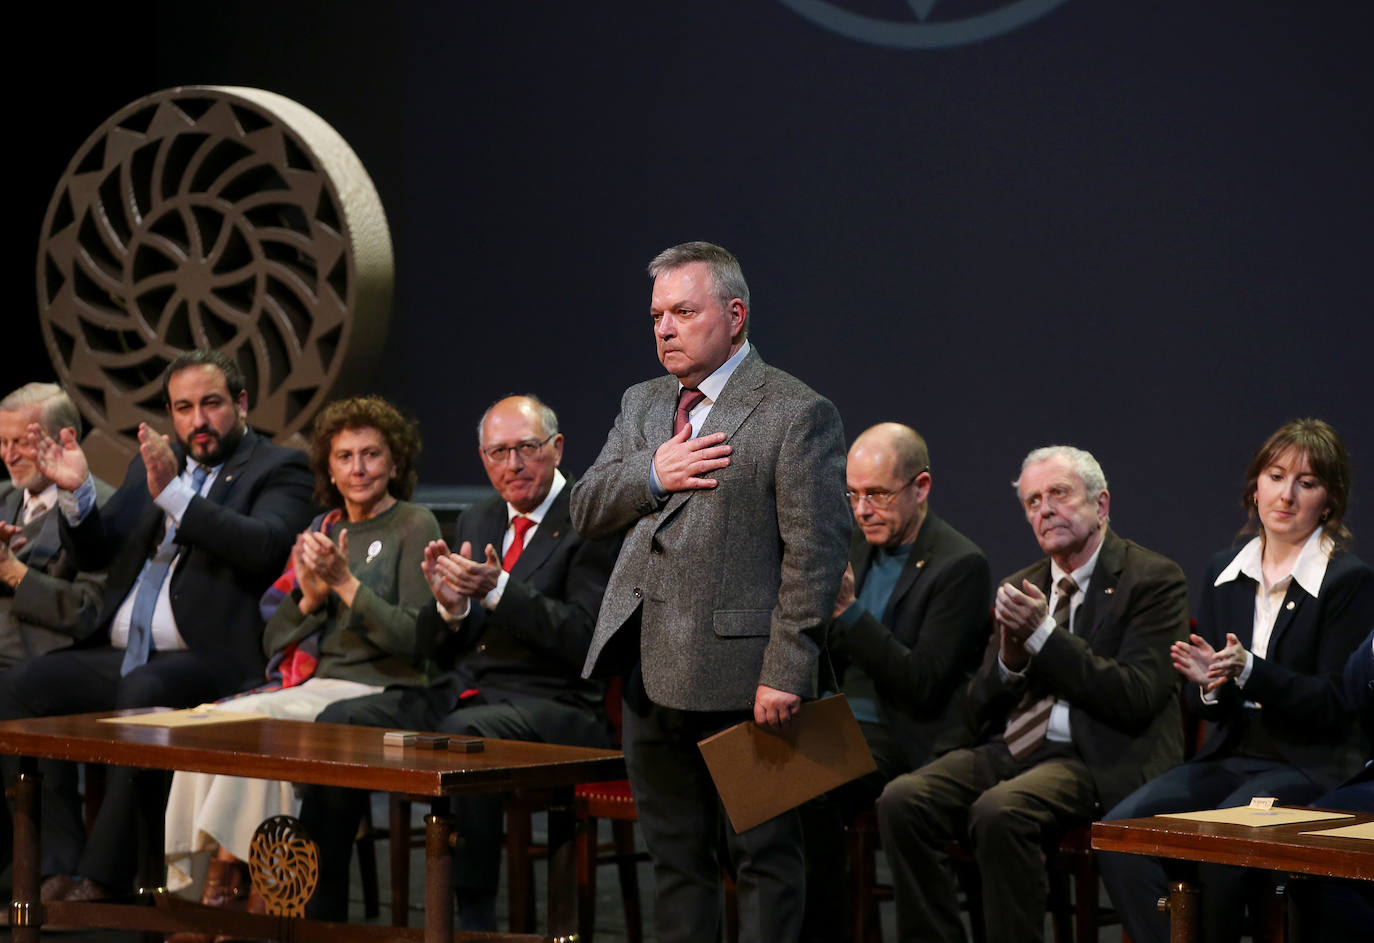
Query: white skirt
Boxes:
[{"xmin": 163, "ymin": 677, "xmax": 382, "ymax": 894}]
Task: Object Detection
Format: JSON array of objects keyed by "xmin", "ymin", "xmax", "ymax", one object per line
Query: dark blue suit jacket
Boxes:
[
  {"xmin": 1344, "ymin": 624, "xmax": 1374, "ymax": 783},
  {"xmin": 62, "ymin": 428, "xmax": 315, "ymax": 689},
  {"xmin": 1189, "ymin": 545, "xmax": 1374, "ymax": 791}
]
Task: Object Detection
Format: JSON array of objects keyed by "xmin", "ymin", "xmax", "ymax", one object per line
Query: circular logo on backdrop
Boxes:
[
  {"xmin": 35, "ymin": 86, "xmax": 393, "ymax": 477},
  {"xmin": 777, "ymin": 0, "xmax": 1071, "ymax": 49}
]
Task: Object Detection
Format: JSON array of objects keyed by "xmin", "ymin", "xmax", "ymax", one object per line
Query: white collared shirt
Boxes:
[
  {"xmin": 487, "ymin": 468, "xmax": 565, "ymax": 608},
  {"xmin": 648, "ymin": 341, "xmax": 751, "ymax": 497},
  {"xmin": 108, "ymin": 459, "xmax": 220, "ymax": 653},
  {"xmin": 1210, "ymin": 527, "xmax": 1331, "ymax": 704},
  {"xmin": 438, "ymin": 469, "xmax": 566, "ymax": 624},
  {"xmin": 679, "ymin": 339, "xmax": 750, "ymax": 439},
  {"xmin": 22, "ymin": 483, "xmax": 58, "ymax": 525}
]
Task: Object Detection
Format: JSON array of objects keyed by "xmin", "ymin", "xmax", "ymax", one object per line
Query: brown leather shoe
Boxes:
[{"xmin": 202, "ymin": 858, "xmax": 251, "ymax": 909}]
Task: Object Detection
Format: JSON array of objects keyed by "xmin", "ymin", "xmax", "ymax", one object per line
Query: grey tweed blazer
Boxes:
[{"xmin": 572, "ymin": 347, "xmax": 851, "ymax": 712}]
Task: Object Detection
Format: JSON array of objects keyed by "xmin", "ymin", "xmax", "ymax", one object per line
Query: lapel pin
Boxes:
[
  {"xmin": 366, "ymin": 539, "xmax": 382, "ymax": 563},
  {"xmin": 1285, "ymin": 601, "xmax": 1295, "ymax": 610},
  {"xmin": 552, "ymin": 530, "xmax": 561, "ymax": 539},
  {"xmin": 1104, "ymin": 587, "xmax": 1114, "ymax": 595},
  {"xmin": 916, "ymin": 559, "xmax": 925, "ymax": 568}
]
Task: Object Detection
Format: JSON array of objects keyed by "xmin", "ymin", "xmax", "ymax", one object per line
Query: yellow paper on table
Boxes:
[
  {"xmin": 1300, "ymin": 820, "xmax": 1374, "ymax": 841},
  {"xmin": 97, "ymin": 706, "xmax": 267, "ymax": 727},
  {"xmin": 1159, "ymin": 806, "xmax": 1354, "ymax": 828},
  {"xmin": 697, "ymin": 694, "xmax": 876, "ymax": 833}
]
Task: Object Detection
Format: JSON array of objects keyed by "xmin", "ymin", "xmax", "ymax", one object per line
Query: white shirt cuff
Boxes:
[
  {"xmin": 437, "ymin": 597, "xmax": 470, "ymax": 625},
  {"xmin": 1023, "ymin": 614, "xmax": 1056, "ymax": 655},
  {"xmin": 1237, "ymin": 650, "xmax": 1256, "ymax": 688},
  {"xmin": 154, "ymin": 475, "xmax": 196, "ymax": 527},
  {"xmin": 481, "ymin": 570, "xmax": 510, "ymax": 610}
]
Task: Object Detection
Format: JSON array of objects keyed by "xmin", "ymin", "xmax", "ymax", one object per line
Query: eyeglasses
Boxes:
[
  {"xmin": 480, "ymin": 434, "xmax": 554, "ymax": 464},
  {"xmin": 846, "ymin": 467, "xmax": 928, "ymax": 510}
]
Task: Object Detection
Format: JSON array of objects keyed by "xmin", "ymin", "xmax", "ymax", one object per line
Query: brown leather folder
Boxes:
[{"xmin": 697, "ymin": 693, "xmax": 877, "ymax": 833}]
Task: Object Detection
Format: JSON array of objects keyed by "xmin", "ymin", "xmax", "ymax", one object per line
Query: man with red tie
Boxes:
[{"xmin": 299, "ymin": 395, "xmax": 620, "ymax": 930}]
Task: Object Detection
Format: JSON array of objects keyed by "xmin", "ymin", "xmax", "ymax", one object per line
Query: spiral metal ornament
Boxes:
[
  {"xmin": 36, "ymin": 86, "xmax": 392, "ymax": 478},
  {"xmin": 247, "ymin": 814, "xmax": 319, "ymax": 917}
]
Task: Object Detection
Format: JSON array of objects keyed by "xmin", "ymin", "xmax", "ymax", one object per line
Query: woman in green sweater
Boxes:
[{"xmin": 163, "ymin": 396, "xmax": 439, "ymax": 914}]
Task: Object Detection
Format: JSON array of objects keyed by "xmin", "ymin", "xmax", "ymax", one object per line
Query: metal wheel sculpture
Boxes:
[
  {"xmin": 35, "ymin": 86, "xmax": 392, "ymax": 477},
  {"xmin": 248, "ymin": 814, "xmax": 319, "ymax": 917}
]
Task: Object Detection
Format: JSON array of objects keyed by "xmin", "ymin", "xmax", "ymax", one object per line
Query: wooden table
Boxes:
[
  {"xmin": 0, "ymin": 710, "xmax": 625, "ymax": 942},
  {"xmin": 1092, "ymin": 810, "xmax": 1374, "ymax": 942}
]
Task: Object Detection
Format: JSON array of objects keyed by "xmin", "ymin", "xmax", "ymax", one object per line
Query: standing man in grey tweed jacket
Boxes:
[{"xmin": 572, "ymin": 241, "xmax": 851, "ymax": 943}]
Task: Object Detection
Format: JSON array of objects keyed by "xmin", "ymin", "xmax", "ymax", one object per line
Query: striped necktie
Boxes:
[{"xmin": 1002, "ymin": 576, "xmax": 1079, "ymax": 762}]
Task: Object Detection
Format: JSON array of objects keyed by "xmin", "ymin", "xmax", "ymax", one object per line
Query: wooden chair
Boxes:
[
  {"xmin": 846, "ymin": 808, "xmax": 892, "ymax": 943},
  {"xmin": 504, "ymin": 676, "xmax": 646, "ymax": 941},
  {"xmin": 503, "ymin": 675, "xmax": 741, "ymax": 943},
  {"xmin": 349, "ymin": 800, "xmax": 385, "ymax": 919},
  {"xmin": 504, "ymin": 777, "xmax": 646, "ymax": 942}
]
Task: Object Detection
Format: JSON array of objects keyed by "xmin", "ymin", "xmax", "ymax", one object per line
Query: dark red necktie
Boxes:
[
  {"xmin": 674, "ymin": 388, "xmax": 706, "ymax": 436},
  {"xmin": 502, "ymin": 516, "xmax": 535, "ymax": 572}
]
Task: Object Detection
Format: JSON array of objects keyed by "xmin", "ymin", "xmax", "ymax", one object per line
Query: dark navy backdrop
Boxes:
[{"xmin": 13, "ymin": 2, "xmax": 1372, "ymax": 605}]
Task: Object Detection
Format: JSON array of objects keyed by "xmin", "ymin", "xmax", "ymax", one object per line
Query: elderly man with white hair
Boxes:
[
  {"xmin": 0, "ymin": 382, "xmax": 112, "ymax": 666},
  {"xmin": 875, "ymin": 445, "xmax": 1189, "ymax": 943}
]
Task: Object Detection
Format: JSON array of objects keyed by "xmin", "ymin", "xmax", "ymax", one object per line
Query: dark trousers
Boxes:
[
  {"xmin": 799, "ymin": 720, "xmax": 906, "ymax": 943},
  {"xmin": 875, "ymin": 739, "xmax": 1097, "ymax": 943},
  {"xmin": 0, "ymin": 647, "xmax": 230, "ymax": 888},
  {"xmin": 1097, "ymin": 756, "xmax": 1321, "ymax": 943},
  {"xmin": 622, "ymin": 665, "xmax": 806, "ymax": 943},
  {"xmin": 299, "ymin": 684, "xmax": 607, "ymax": 926},
  {"xmin": 1290, "ymin": 778, "xmax": 1374, "ymax": 943}
]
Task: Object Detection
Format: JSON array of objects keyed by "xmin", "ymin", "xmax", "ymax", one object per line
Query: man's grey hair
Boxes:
[
  {"xmin": 1013, "ymin": 445, "xmax": 1108, "ymax": 499},
  {"xmin": 648, "ymin": 242, "xmax": 751, "ymax": 336},
  {"xmin": 0, "ymin": 382, "xmax": 82, "ymax": 438},
  {"xmin": 476, "ymin": 395, "xmax": 560, "ymax": 444}
]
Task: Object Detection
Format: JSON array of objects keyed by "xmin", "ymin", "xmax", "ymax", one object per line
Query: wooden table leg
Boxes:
[
  {"xmin": 545, "ymin": 785, "xmax": 578, "ymax": 943},
  {"xmin": 8, "ymin": 757, "xmax": 42, "ymax": 943},
  {"xmin": 424, "ymin": 798, "xmax": 452, "ymax": 943},
  {"xmin": 1164, "ymin": 879, "xmax": 1201, "ymax": 943},
  {"xmin": 391, "ymin": 795, "xmax": 413, "ymax": 927},
  {"xmin": 134, "ymin": 768, "xmax": 170, "ymax": 895}
]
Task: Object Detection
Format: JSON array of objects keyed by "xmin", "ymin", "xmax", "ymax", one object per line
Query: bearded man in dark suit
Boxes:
[{"xmin": 0, "ymin": 349, "xmax": 315, "ymax": 900}]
